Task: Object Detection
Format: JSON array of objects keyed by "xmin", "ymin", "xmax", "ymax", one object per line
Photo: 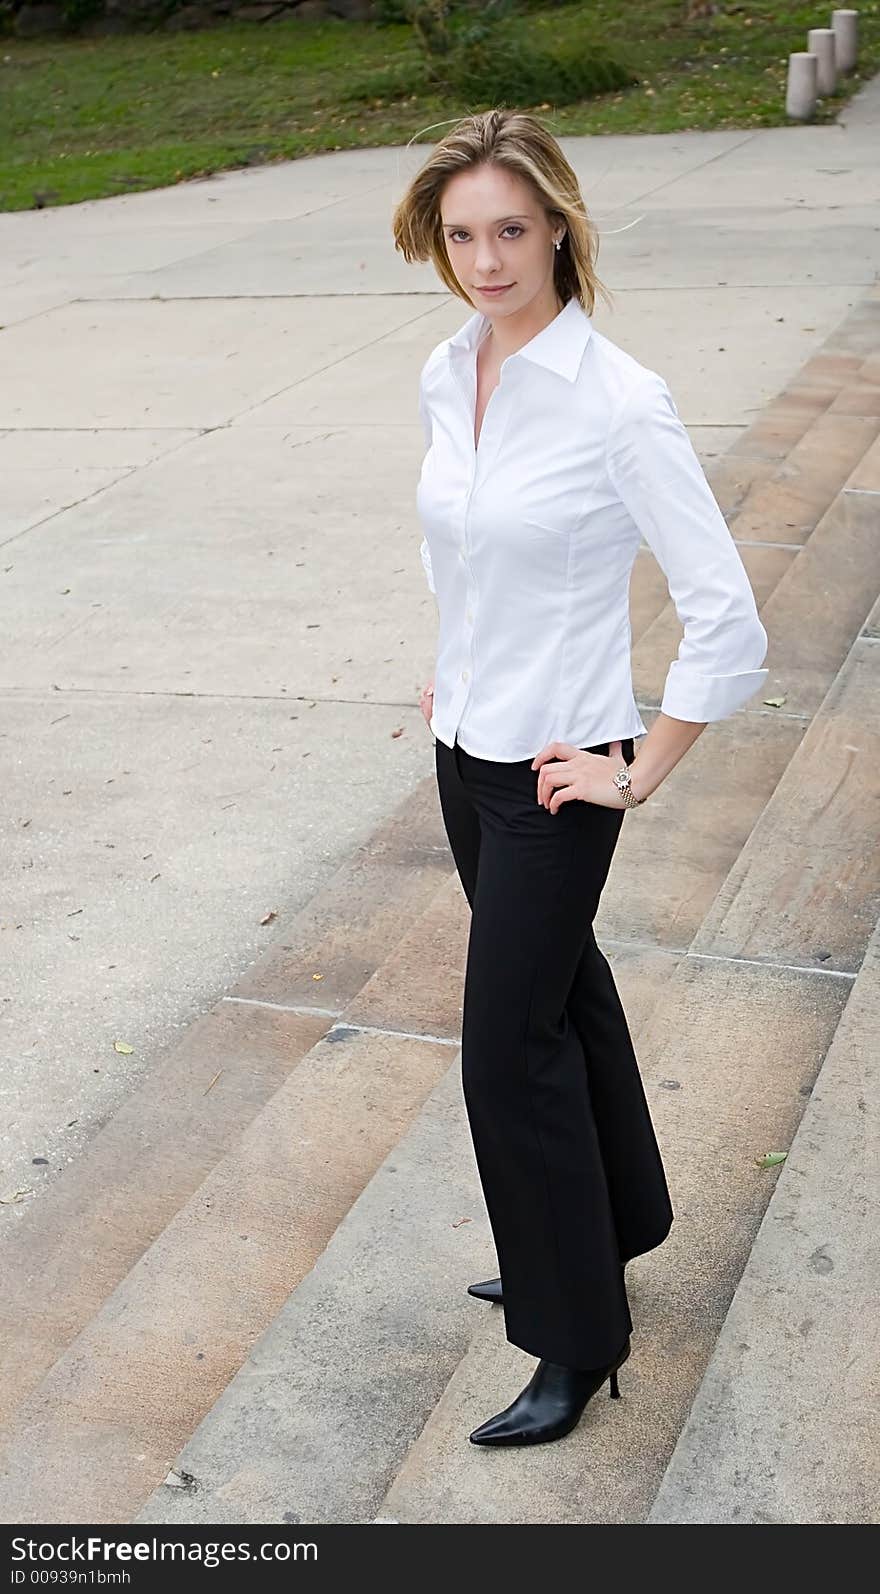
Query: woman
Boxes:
[{"xmin": 391, "ymin": 110, "xmax": 769, "ymax": 1449}]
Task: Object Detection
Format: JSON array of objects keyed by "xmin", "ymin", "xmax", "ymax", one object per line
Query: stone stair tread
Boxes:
[
  {"xmin": 730, "ymin": 412, "xmax": 880, "ymax": 543},
  {"xmin": 130, "ymin": 1058, "xmax": 491, "ymax": 1527},
  {"xmin": 694, "ymin": 592, "xmax": 880, "ymax": 969},
  {"xmin": 648, "ymin": 917, "xmax": 880, "ymax": 1525},
  {"xmin": 0, "ymin": 778, "xmax": 454, "ymax": 1429},
  {"xmin": 0, "ymin": 1018, "xmax": 464, "ymax": 1525}
]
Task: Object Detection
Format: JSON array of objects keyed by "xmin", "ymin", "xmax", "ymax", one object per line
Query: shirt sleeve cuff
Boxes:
[
  {"xmin": 420, "ymin": 535, "xmax": 436, "ymax": 595},
  {"xmin": 659, "ymin": 664, "xmax": 770, "ymax": 722}
]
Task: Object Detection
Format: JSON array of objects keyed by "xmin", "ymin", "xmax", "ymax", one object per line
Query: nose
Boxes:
[{"xmin": 474, "ymin": 241, "xmax": 503, "ymax": 273}]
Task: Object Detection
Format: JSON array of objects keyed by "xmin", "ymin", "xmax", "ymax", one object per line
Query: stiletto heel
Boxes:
[{"xmin": 469, "ymin": 1333, "xmax": 632, "ymax": 1445}]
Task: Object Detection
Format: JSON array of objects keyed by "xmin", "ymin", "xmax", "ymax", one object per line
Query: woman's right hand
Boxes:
[{"xmin": 419, "ymin": 680, "xmax": 434, "ymax": 727}]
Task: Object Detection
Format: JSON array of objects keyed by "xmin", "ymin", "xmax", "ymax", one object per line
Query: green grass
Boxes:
[{"xmin": 2, "ymin": 1, "xmax": 879, "ymax": 211}]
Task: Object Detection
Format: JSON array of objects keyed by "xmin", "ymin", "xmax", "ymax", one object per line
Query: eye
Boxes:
[{"xmin": 448, "ymin": 225, "xmax": 524, "ymax": 243}]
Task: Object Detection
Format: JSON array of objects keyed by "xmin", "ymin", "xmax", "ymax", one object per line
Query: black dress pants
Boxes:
[{"xmin": 434, "ymin": 732, "xmax": 674, "ymax": 1370}]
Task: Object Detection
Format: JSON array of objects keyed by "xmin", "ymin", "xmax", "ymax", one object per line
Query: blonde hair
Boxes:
[{"xmin": 391, "ymin": 108, "xmax": 612, "ymax": 315}]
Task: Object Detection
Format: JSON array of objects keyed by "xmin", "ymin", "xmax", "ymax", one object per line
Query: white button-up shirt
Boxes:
[{"xmin": 416, "ymin": 295, "xmax": 769, "ymax": 762}]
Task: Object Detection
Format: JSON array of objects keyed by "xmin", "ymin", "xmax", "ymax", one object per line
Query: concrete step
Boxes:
[
  {"xmin": 128, "ymin": 1057, "xmax": 490, "ymax": 1527},
  {"xmin": 722, "ymin": 286, "xmax": 880, "ymax": 467},
  {"xmin": 757, "ymin": 433, "xmax": 880, "ymax": 720},
  {"xmin": 647, "ymin": 915, "xmax": 880, "ymax": 1525},
  {"xmin": 375, "ymin": 602, "xmax": 879, "ymax": 1523},
  {"xmin": 730, "ymin": 410, "xmax": 879, "ymax": 546},
  {"xmin": 0, "ymin": 872, "xmax": 475, "ymax": 1524},
  {"xmin": 693, "ymin": 587, "xmax": 880, "ymax": 973},
  {"xmin": 0, "ymin": 774, "xmax": 454, "ymax": 1428}
]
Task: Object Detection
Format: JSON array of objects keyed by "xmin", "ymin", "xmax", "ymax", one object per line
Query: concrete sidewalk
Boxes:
[{"xmin": 2, "ymin": 75, "xmax": 880, "ymax": 1219}]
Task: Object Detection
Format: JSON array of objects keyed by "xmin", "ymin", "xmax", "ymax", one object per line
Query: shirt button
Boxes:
[
  {"xmin": 465, "ymin": 609, "xmax": 473, "ymax": 623},
  {"xmin": 461, "ymin": 669, "xmax": 469, "ymax": 682}
]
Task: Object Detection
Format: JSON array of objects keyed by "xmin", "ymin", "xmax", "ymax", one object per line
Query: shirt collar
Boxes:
[{"xmin": 446, "ymin": 295, "xmax": 592, "ymax": 383}]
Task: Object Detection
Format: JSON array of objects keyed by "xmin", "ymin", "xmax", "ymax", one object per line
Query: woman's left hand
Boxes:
[{"xmin": 531, "ymin": 740, "xmax": 627, "ymax": 813}]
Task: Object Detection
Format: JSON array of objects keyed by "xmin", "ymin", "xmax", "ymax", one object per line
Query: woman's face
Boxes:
[{"xmin": 439, "ymin": 163, "xmax": 562, "ymax": 321}]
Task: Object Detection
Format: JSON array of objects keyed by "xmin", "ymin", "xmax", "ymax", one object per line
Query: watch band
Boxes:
[{"xmin": 611, "ymin": 762, "xmax": 645, "ymax": 807}]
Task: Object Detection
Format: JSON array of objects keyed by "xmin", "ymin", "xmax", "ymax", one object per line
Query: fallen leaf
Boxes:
[
  {"xmin": 763, "ymin": 695, "xmax": 787, "ymax": 707},
  {"xmin": 114, "ymin": 1040, "xmax": 134, "ymax": 1054}
]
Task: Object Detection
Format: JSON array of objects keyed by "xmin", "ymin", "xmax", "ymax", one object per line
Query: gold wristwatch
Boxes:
[{"xmin": 611, "ymin": 762, "xmax": 646, "ymax": 808}]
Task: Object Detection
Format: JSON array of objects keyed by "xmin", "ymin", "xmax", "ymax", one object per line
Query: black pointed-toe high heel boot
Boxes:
[
  {"xmin": 469, "ymin": 1335, "xmax": 631, "ymax": 1446},
  {"xmin": 467, "ymin": 1277, "xmax": 503, "ymax": 1303},
  {"xmin": 467, "ymin": 1260, "xmax": 628, "ymax": 1307}
]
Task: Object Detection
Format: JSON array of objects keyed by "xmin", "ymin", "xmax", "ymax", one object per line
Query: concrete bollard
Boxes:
[
  {"xmin": 808, "ymin": 28, "xmax": 838, "ymax": 95},
  {"xmin": 786, "ymin": 52, "xmax": 818, "ymax": 119},
  {"xmin": 831, "ymin": 9, "xmax": 859, "ymax": 73}
]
